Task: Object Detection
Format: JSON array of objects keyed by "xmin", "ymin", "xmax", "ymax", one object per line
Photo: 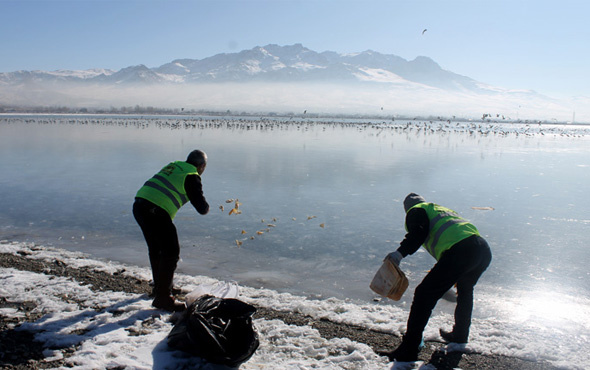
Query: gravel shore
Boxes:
[{"xmin": 0, "ymin": 251, "xmax": 558, "ymax": 370}]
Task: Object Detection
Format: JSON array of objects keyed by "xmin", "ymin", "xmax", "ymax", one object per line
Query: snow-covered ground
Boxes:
[
  {"xmin": 0, "ymin": 241, "xmax": 396, "ymax": 369},
  {"xmin": 1, "ymin": 241, "xmax": 587, "ymax": 369}
]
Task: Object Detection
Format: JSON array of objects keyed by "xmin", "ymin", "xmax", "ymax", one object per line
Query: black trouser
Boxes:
[
  {"xmin": 403, "ymin": 235, "xmax": 492, "ymax": 348},
  {"xmin": 133, "ymin": 198, "xmax": 180, "ymax": 296}
]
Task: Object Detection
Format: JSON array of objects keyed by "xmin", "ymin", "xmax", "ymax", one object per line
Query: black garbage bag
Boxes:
[{"xmin": 167, "ymin": 294, "xmax": 259, "ymax": 368}]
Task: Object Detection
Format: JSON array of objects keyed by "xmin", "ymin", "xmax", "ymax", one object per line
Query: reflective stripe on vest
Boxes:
[
  {"xmin": 408, "ymin": 203, "xmax": 479, "ymax": 260},
  {"xmin": 142, "ymin": 174, "xmax": 189, "ymax": 208},
  {"xmin": 135, "ymin": 161, "xmax": 198, "ymax": 219}
]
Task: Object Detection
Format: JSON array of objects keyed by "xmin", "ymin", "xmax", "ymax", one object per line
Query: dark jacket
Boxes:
[
  {"xmin": 397, "ymin": 207, "xmax": 429, "ymax": 257},
  {"xmin": 184, "ymin": 174, "xmax": 209, "ymax": 215}
]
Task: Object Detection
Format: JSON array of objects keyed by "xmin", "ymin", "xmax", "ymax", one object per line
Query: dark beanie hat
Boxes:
[{"xmin": 404, "ymin": 193, "xmax": 426, "ymax": 212}]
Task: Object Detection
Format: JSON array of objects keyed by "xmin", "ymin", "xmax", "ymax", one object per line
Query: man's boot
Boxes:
[
  {"xmin": 439, "ymin": 328, "xmax": 468, "ymax": 344},
  {"xmin": 152, "ymin": 259, "xmax": 185, "ymax": 312}
]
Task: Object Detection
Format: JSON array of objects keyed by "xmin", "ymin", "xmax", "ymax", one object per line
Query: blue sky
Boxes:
[{"xmin": 1, "ymin": 0, "xmax": 588, "ymax": 98}]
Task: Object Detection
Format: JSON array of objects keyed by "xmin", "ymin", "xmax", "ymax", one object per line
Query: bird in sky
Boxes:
[{"xmin": 422, "ymin": 29, "xmax": 427, "ymax": 35}]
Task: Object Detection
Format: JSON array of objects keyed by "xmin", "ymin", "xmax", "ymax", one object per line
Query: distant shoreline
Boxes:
[
  {"xmin": 1, "ymin": 109, "xmax": 586, "ymax": 125},
  {"xmin": 0, "ymin": 243, "xmax": 558, "ymax": 370}
]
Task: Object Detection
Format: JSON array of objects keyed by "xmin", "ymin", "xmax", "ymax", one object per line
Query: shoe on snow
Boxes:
[
  {"xmin": 439, "ymin": 328, "xmax": 467, "ymax": 344},
  {"xmin": 378, "ymin": 347, "xmax": 418, "ymax": 362},
  {"xmin": 152, "ymin": 295, "xmax": 186, "ymax": 312}
]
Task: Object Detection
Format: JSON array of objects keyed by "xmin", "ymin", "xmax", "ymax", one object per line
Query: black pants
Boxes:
[
  {"xmin": 133, "ymin": 198, "xmax": 180, "ymax": 295},
  {"xmin": 403, "ymin": 235, "xmax": 492, "ymax": 347}
]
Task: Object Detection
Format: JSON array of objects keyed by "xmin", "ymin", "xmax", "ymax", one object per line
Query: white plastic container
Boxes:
[{"xmin": 185, "ymin": 281, "xmax": 239, "ymax": 306}]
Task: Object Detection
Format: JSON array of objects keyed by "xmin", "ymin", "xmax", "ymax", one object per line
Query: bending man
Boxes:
[
  {"xmin": 133, "ymin": 150, "xmax": 209, "ymax": 311},
  {"xmin": 382, "ymin": 193, "xmax": 492, "ymax": 362}
]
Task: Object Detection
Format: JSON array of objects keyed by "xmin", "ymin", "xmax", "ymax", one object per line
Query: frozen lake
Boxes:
[{"xmin": 1, "ymin": 114, "xmax": 589, "ymax": 367}]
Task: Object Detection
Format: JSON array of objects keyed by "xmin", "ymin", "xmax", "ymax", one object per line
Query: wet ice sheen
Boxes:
[{"xmin": 0, "ymin": 115, "xmax": 589, "ymax": 368}]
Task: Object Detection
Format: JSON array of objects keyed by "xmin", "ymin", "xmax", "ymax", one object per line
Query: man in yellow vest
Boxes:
[
  {"xmin": 381, "ymin": 193, "xmax": 492, "ymax": 362},
  {"xmin": 133, "ymin": 150, "xmax": 210, "ymax": 311}
]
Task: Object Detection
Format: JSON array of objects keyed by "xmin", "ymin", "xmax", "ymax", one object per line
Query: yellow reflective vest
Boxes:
[
  {"xmin": 136, "ymin": 161, "xmax": 198, "ymax": 219},
  {"xmin": 407, "ymin": 203, "xmax": 479, "ymax": 260}
]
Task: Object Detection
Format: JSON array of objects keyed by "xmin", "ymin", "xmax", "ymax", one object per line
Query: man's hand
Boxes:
[{"xmin": 386, "ymin": 251, "xmax": 403, "ymax": 266}]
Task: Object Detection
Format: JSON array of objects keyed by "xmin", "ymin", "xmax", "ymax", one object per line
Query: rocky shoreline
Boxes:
[{"xmin": 0, "ymin": 251, "xmax": 557, "ymax": 370}]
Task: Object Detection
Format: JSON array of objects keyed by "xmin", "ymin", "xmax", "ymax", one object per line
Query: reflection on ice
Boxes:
[{"xmin": 499, "ymin": 290, "xmax": 590, "ymax": 329}]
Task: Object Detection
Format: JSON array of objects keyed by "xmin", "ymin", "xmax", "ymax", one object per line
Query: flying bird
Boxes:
[{"xmin": 422, "ymin": 29, "xmax": 427, "ymax": 35}]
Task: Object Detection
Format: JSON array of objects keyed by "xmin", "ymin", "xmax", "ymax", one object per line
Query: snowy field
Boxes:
[{"xmin": 1, "ymin": 241, "xmax": 588, "ymax": 369}]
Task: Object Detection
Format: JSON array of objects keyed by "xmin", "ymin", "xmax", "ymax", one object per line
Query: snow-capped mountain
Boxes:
[
  {"xmin": 0, "ymin": 44, "xmax": 484, "ymax": 92},
  {"xmin": 2, "ymin": 43, "xmax": 577, "ymax": 121},
  {"xmin": 0, "ymin": 68, "xmax": 115, "ymax": 84}
]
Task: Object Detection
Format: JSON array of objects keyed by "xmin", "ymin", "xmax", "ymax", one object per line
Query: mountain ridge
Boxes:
[
  {"xmin": 3, "ymin": 43, "xmax": 580, "ymax": 122},
  {"xmin": 0, "ymin": 43, "xmax": 500, "ymax": 94}
]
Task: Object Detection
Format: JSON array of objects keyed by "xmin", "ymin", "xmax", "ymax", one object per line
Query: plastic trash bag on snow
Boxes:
[{"xmin": 168, "ymin": 294, "xmax": 259, "ymax": 368}]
